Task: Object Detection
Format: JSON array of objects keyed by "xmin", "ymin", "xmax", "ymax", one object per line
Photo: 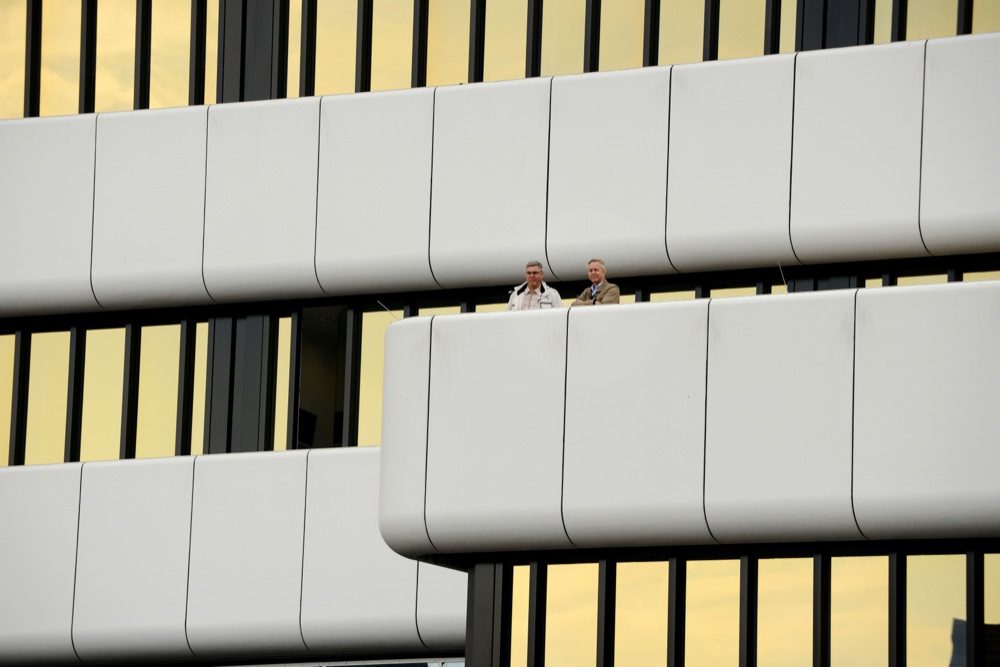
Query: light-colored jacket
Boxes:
[{"xmin": 507, "ymin": 281, "xmax": 563, "ymax": 310}]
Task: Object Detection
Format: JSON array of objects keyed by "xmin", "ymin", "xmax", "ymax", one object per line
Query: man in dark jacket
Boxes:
[{"xmin": 572, "ymin": 258, "xmax": 620, "ymax": 306}]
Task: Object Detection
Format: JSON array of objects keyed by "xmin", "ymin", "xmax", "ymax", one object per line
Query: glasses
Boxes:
[{"xmin": 526, "ymin": 271, "xmax": 542, "ymax": 275}]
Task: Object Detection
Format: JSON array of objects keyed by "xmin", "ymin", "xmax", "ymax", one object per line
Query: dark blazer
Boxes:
[{"xmin": 571, "ymin": 281, "xmax": 620, "ymax": 306}]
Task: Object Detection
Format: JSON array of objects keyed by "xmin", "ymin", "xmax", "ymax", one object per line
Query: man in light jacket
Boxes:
[{"xmin": 507, "ymin": 261, "xmax": 563, "ymax": 310}]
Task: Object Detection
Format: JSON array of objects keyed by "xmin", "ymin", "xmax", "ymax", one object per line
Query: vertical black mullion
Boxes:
[
  {"xmin": 890, "ymin": 0, "xmax": 907, "ymax": 42},
  {"xmin": 527, "ymin": 562, "xmax": 548, "ymax": 667},
  {"xmin": 584, "ymin": 0, "xmax": 601, "ymax": 73},
  {"xmin": 24, "ymin": 0, "xmax": 42, "ymax": 118},
  {"xmin": 219, "ymin": 0, "xmax": 246, "ymax": 102},
  {"xmin": 340, "ymin": 308, "xmax": 362, "ymax": 446},
  {"xmin": 957, "ymin": 0, "xmax": 973, "ymax": 35},
  {"xmin": 411, "ymin": 0, "xmax": 429, "ymax": 88},
  {"xmin": 64, "ymin": 327, "xmax": 86, "ymax": 463},
  {"xmin": 189, "ymin": 0, "xmax": 207, "ymax": 105},
  {"xmin": 355, "ymin": 0, "xmax": 373, "ymax": 92},
  {"xmin": 703, "ymin": 0, "xmax": 719, "ymax": 61},
  {"xmin": 858, "ymin": 0, "xmax": 875, "ymax": 44},
  {"xmin": 271, "ymin": 0, "xmax": 289, "ymax": 99},
  {"xmin": 967, "ymin": 551, "xmax": 985, "ymax": 667},
  {"xmin": 882, "ymin": 273, "xmax": 897, "ymax": 287},
  {"xmin": 740, "ymin": 556, "xmax": 759, "ymax": 667},
  {"xmin": 469, "ymin": 0, "xmax": 486, "ymax": 83},
  {"xmin": 526, "ymin": 0, "xmax": 543, "ymax": 78},
  {"xmin": 286, "ymin": 311, "xmax": 301, "ymax": 449},
  {"xmin": 596, "ymin": 559, "xmax": 616, "ymax": 667},
  {"xmin": 634, "ymin": 288, "xmax": 651, "ymax": 302},
  {"xmin": 135, "ymin": 0, "xmax": 152, "ymax": 109},
  {"xmin": 948, "ymin": 268, "xmax": 964, "ymax": 282},
  {"xmin": 467, "ymin": 563, "xmax": 498, "ymax": 667},
  {"xmin": 9, "ymin": 332, "xmax": 31, "ymax": 466},
  {"xmin": 796, "ymin": 0, "xmax": 826, "ymax": 51},
  {"xmin": 206, "ymin": 318, "xmax": 235, "ymax": 454},
  {"xmin": 256, "ymin": 315, "xmax": 278, "ymax": 451},
  {"xmin": 643, "ymin": 0, "xmax": 660, "ymax": 66},
  {"xmin": 764, "ymin": 0, "xmax": 781, "ymax": 55},
  {"xmin": 756, "ymin": 282, "xmax": 772, "ymax": 295},
  {"xmin": 120, "ymin": 324, "xmax": 142, "ymax": 460},
  {"xmin": 175, "ymin": 320, "xmax": 196, "ymax": 457},
  {"xmin": 667, "ymin": 557, "xmax": 686, "ymax": 667},
  {"xmin": 888, "ymin": 552, "xmax": 906, "ymax": 667},
  {"xmin": 299, "ymin": 0, "xmax": 317, "ymax": 96},
  {"xmin": 813, "ymin": 554, "xmax": 831, "ymax": 667},
  {"xmin": 492, "ymin": 563, "xmax": 514, "ymax": 667},
  {"xmin": 79, "ymin": 0, "xmax": 97, "ymax": 114}
]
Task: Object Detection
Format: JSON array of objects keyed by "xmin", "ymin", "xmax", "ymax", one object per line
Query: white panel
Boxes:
[
  {"xmin": 0, "ymin": 115, "xmax": 99, "ymax": 315},
  {"xmin": 416, "ymin": 561, "xmax": 467, "ymax": 650},
  {"xmin": 0, "ymin": 464, "xmax": 82, "ymax": 665},
  {"xmin": 562, "ymin": 302, "xmax": 712, "ymax": 547},
  {"xmin": 854, "ymin": 281, "xmax": 1000, "ymax": 539},
  {"xmin": 429, "ymin": 78, "xmax": 552, "ymax": 287},
  {"xmin": 316, "ymin": 89, "xmax": 439, "ymax": 295},
  {"xmin": 91, "ymin": 107, "xmax": 210, "ymax": 309},
  {"xmin": 666, "ymin": 55, "xmax": 796, "ymax": 272},
  {"xmin": 186, "ymin": 451, "xmax": 309, "ymax": 657},
  {"xmin": 704, "ymin": 291, "xmax": 862, "ymax": 543},
  {"xmin": 301, "ymin": 448, "xmax": 423, "ymax": 653},
  {"xmin": 379, "ymin": 316, "xmax": 436, "ymax": 556},
  {"xmin": 921, "ymin": 33, "xmax": 1000, "ymax": 255},
  {"xmin": 547, "ymin": 67, "xmax": 674, "ymax": 279},
  {"xmin": 203, "ymin": 98, "xmax": 323, "ymax": 301},
  {"xmin": 424, "ymin": 310, "xmax": 571, "ymax": 551},
  {"xmin": 791, "ymin": 41, "xmax": 927, "ymax": 262},
  {"xmin": 73, "ymin": 458, "xmax": 195, "ymax": 662}
]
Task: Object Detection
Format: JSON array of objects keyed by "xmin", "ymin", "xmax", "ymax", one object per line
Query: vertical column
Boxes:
[
  {"xmin": 80, "ymin": 0, "xmax": 97, "ymax": 113},
  {"xmin": 526, "ymin": 0, "xmax": 543, "ymax": 78},
  {"xmin": 356, "ymin": 0, "xmax": 374, "ymax": 92},
  {"xmin": 205, "ymin": 317, "xmax": 235, "ymax": 454},
  {"xmin": 890, "ymin": 0, "xmax": 907, "ymax": 41},
  {"xmin": 466, "ymin": 563, "xmax": 513, "ymax": 667},
  {"xmin": 8, "ymin": 331, "xmax": 31, "ymax": 466},
  {"xmin": 764, "ymin": 0, "xmax": 781, "ymax": 55},
  {"xmin": 285, "ymin": 311, "xmax": 301, "ymax": 449},
  {"xmin": 135, "ymin": 0, "xmax": 152, "ymax": 109},
  {"xmin": 218, "ymin": 0, "xmax": 246, "ymax": 102},
  {"xmin": 796, "ymin": 0, "xmax": 824, "ymax": 51},
  {"xmin": 412, "ymin": 0, "xmax": 429, "ymax": 87},
  {"xmin": 596, "ymin": 559, "xmax": 617, "ymax": 667},
  {"xmin": 667, "ymin": 557, "xmax": 687, "ymax": 667},
  {"xmin": 469, "ymin": 0, "xmax": 486, "ymax": 83},
  {"xmin": 527, "ymin": 562, "xmax": 548, "ymax": 667},
  {"xmin": 584, "ymin": 0, "xmax": 602, "ymax": 73},
  {"xmin": 956, "ymin": 0, "xmax": 973, "ymax": 35},
  {"xmin": 888, "ymin": 552, "xmax": 907, "ymax": 667},
  {"xmin": 64, "ymin": 327, "xmax": 86, "ymax": 463},
  {"xmin": 967, "ymin": 551, "xmax": 985, "ymax": 667},
  {"xmin": 25, "ymin": 0, "xmax": 42, "ymax": 117},
  {"xmin": 299, "ymin": 0, "xmax": 317, "ymax": 96},
  {"xmin": 339, "ymin": 308, "xmax": 362, "ymax": 447},
  {"xmin": 120, "ymin": 324, "xmax": 142, "ymax": 460},
  {"xmin": 175, "ymin": 320, "xmax": 197, "ymax": 456},
  {"xmin": 230, "ymin": 315, "xmax": 277, "ymax": 452},
  {"xmin": 813, "ymin": 554, "xmax": 831, "ymax": 667},
  {"xmin": 643, "ymin": 0, "xmax": 660, "ymax": 66},
  {"xmin": 190, "ymin": 0, "xmax": 208, "ymax": 105},
  {"xmin": 740, "ymin": 556, "xmax": 759, "ymax": 667},
  {"xmin": 703, "ymin": 0, "xmax": 720, "ymax": 61}
]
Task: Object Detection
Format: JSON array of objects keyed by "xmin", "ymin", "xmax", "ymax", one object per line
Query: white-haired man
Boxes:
[
  {"xmin": 571, "ymin": 258, "xmax": 620, "ymax": 306},
  {"xmin": 507, "ymin": 261, "xmax": 563, "ymax": 311}
]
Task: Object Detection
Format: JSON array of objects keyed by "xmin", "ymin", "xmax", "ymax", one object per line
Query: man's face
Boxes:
[
  {"xmin": 588, "ymin": 262, "xmax": 606, "ymax": 286},
  {"xmin": 525, "ymin": 266, "xmax": 543, "ymax": 290}
]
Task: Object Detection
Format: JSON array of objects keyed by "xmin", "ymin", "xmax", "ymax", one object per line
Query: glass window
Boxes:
[
  {"xmin": 475, "ymin": 303, "xmax": 510, "ymax": 313},
  {"xmin": 510, "ymin": 564, "xmax": 531, "ymax": 667},
  {"xmin": 427, "ymin": 0, "xmax": 470, "ymax": 87},
  {"xmin": 779, "ymin": 0, "xmax": 797, "ymax": 53},
  {"xmin": 831, "ymin": 555, "xmax": 887, "ymax": 667},
  {"xmin": 546, "ymin": 562, "xmax": 599, "ymax": 665},
  {"xmin": 987, "ymin": 553, "xmax": 1000, "ymax": 624},
  {"xmin": 273, "ymin": 316, "xmax": 291, "ymax": 451},
  {"xmin": 718, "ymin": 0, "xmax": 766, "ymax": 61},
  {"xmin": 40, "ymin": 0, "xmax": 81, "ymax": 117},
  {"xmin": 873, "ymin": 0, "xmax": 893, "ymax": 44},
  {"xmin": 907, "ymin": 554, "xmax": 965, "ymax": 667},
  {"xmin": 758, "ymin": 558, "xmax": 812, "ymax": 667},
  {"xmin": 315, "ymin": 0, "xmax": 357, "ymax": 96},
  {"xmin": 771, "ymin": 283, "xmax": 789, "ymax": 294},
  {"xmin": 371, "ymin": 0, "xmax": 413, "ymax": 92},
  {"xmin": 204, "ymin": 0, "xmax": 218, "ymax": 104},
  {"xmin": 974, "ymin": 3, "xmax": 1000, "ymax": 33},
  {"xmin": 964, "ymin": 271, "xmax": 1000, "ymax": 282},
  {"xmin": 599, "ymin": 0, "xmax": 644, "ymax": 72},
  {"xmin": 898, "ymin": 274, "xmax": 948, "ymax": 286},
  {"xmin": 541, "ymin": 0, "xmax": 586, "ymax": 76},
  {"xmin": 650, "ymin": 290, "xmax": 696, "ymax": 301},
  {"xmin": 287, "ymin": 0, "xmax": 302, "ymax": 98},
  {"xmin": 80, "ymin": 328, "xmax": 125, "ymax": 463},
  {"xmin": 299, "ymin": 307, "xmax": 349, "ymax": 448},
  {"xmin": 135, "ymin": 324, "xmax": 180, "ymax": 459},
  {"xmin": 483, "ymin": 0, "xmax": 527, "ymax": 83},
  {"xmin": 149, "ymin": 0, "xmax": 190, "ymax": 109},
  {"xmin": 711, "ymin": 286, "xmax": 756, "ymax": 298},
  {"xmin": 359, "ymin": 309, "xmax": 402, "ymax": 446},
  {"xmin": 25, "ymin": 331, "xmax": 70, "ymax": 465},
  {"xmin": 190, "ymin": 322, "xmax": 208, "ymax": 455},
  {"xmin": 0, "ymin": 334, "xmax": 14, "ymax": 464},
  {"xmin": 615, "ymin": 561, "xmax": 669, "ymax": 665},
  {"xmin": 0, "ymin": 0, "xmax": 26, "ymax": 119},
  {"xmin": 420, "ymin": 306, "xmax": 462, "ymax": 316},
  {"xmin": 619, "ymin": 293, "xmax": 636, "ymax": 304},
  {"xmin": 95, "ymin": 0, "xmax": 136, "ymax": 112},
  {"xmin": 659, "ymin": 0, "xmax": 703, "ymax": 65},
  {"xmin": 906, "ymin": 0, "xmax": 958, "ymax": 40},
  {"xmin": 686, "ymin": 559, "xmax": 740, "ymax": 666}
]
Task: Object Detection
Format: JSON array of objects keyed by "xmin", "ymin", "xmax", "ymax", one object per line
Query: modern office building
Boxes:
[{"xmin": 1, "ymin": 1, "xmax": 1000, "ymax": 666}]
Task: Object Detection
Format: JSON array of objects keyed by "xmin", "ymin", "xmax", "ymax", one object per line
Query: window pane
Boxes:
[
  {"xmin": 907, "ymin": 0, "xmax": 958, "ymax": 40},
  {"xmin": 987, "ymin": 554, "xmax": 1000, "ymax": 624},
  {"xmin": 359, "ymin": 309, "xmax": 402, "ymax": 446},
  {"xmin": 711, "ymin": 286, "xmax": 756, "ymax": 298},
  {"xmin": 273, "ymin": 316, "xmax": 291, "ymax": 451},
  {"xmin": 831, "ymin": 555, "xmax": 887, "ymax": 667},
  {"xmin": 300, "ymin": 307, "xmax": 349, "ymax": 448},
  {"xmin": 615, "ymin": 561, "xmax": 669, "ymax": 666},
  {"xmin": 135, "ymin": 325, "xmax": 179, "ymax": 459},
  {"xmin": 371, "ymin": 0, "xmax": 413, "ymax": 92},
  {"xmin": 475, "ymin": 303, "xmax": 510, "ymax": 313},
  {"xmin": 546, "ymin": 562, "xmax": 598, "ymax": 665},
  {"xmin": 0, "ymin": 334, "xmax": 14, "ymax": 464},
  {"xmin": 599, "ymin": 0, "xmax": 644, "ymax": 72},
  {"xmin": 898, "ymin": 274, "xmax": 948, "ymax": 286},
  {"xmin": 874, "ymin": 0, "xmax": 893, "ymax": 44},
  {"xmin": 974, "ymin": 3, "xmax": 1000, "ymax": 33},
  {"xmin": 149, "ymin": 0, "xmax": 190, "ymax": 109},
  {"xmin": 0, "ymin": 0, "xmax": 26, "ymax": 119},
  {"xmin": 510, "ymin": 565, "xmax": 531, "ymax": 667},
  {"xmin": 758, "ymin": 558, "xmax": 813, "ymax": 667},
  {"xmin": 419, "ymin": 306, "xmax": 461, "ymax": 316},
  {"xmin": 427, "ymin": 0, "xmax": 470, "ymax": 87},
  {"xmin": 80, "ymin": 328, "xmax": 124, "ymax": 463},
  {"xmin": 315, "ymin": 0, "xmax": 357, "ymax": 96},
  {"xmin": 650, "ymin": 290, "xmax": 696, "ymax": 301},
  {"xmin": 908, "ymin": 554, "xmax": 965, "ymax": 667},
  {"xmin": 541, "ymin": 0, "xmax": 586, "ymax": 76},
  {"xmin": 95, "ymin": 0, "xmax": 136, "ymax": 112},
  {"xmin": 25, "ymin": 331, "xmax": 70, "ymax": 465},
  {"xmin": 779, "ymin": 0, "xmax": 796, "ymax": 53},
  {"xmin": 718, "ymin": 0, "xmax": 765, "ymax": 61},
  {"xmin": 686, "ymin": 559, "xmax": 740, "ymax": 666},
  {"xmin": 204, "ymin": 0, "xmax": 218, "ymax": 104},
  {"xmin": 483, "ymin": 0, "xmax": 526, "ymax": 83},
  {"xmin": 287, "ymin": 0, "xmax": 302, "ymax": 98},
  {"xmin": 40, "ymin": 0, "xmax": 81, "ymax": 117},
  {"xmin": 190, "ymin": 322, "xmax": 208, "ymax": 455},
  {"xmin": 659, "ymin": 0, "xmax": 703, "ymax": 65},
  {"xmin": 965, "ymin": 271, "xmax": 1000, "ymax": 282}
]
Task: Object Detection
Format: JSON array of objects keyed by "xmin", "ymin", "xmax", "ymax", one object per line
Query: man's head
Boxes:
[
  {"xmin": 587, "ymin": 259, "xmax": 607, "ymax": 286},
  {"xmin": 525, "ymin": 261, "xmax": 544, "ymax": 290}
]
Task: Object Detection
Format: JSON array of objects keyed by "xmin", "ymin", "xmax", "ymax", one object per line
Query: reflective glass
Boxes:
[
  {"xmin": 718, "ymin": 0, "xmax": 766, "ymax": 61},
  {"xmin": 419, "ymin": 306, "xmax": 462, "ymax": 316},
  {"xmin": 541, "ymin": 0, "xmax": 586, "ymax": 76},
  {"xmin": 80, "ymin": 328, "xmax": 124, "ymax": 463},
  {"xmin": 135, "ymin": 325, "xmax": 179, "ymax": 459},
  {"xmin": 659, "ymin": 0, "xmax": 703, "ymax": 65},
  {"xmin": 619, "ymin": 294, "xmax": 636, "ymax": 304},
  {"xmin": 427, "ymin": 0, "xmax": 470, "ymax": 87},
  {"xmin": 686, "ymin": 559, "xmax": 740, "ymax": 666},
  {"xmin": 315, "ymin": 0, "xmax": 357, "ymax": 95},
  {"xmin": 599, "ymin": 0, "xmax": 644, "ymax": 72},
  {"xmin": 615, "ymin": 561, "xmax": 669, "ymax": 665},
  {"xmin": 907, "ymin": 0, "xmax": 958, "ymax": 40},
  {"xmin": 831, "ymin": 555, "xmax": 887, "ymax": 667},
  {"xmin": 873, "ymin": 0, "xmax": 893, "ymax": 44},
  {"xmin": 510, "ymin": 565, "xmax": 530, "ymax": 667},
  {"xmin": 40, "ymin": 0, "xmax": 81, "ymax": 117},
  {"xmin": 149, "ymin": 0, "xmax": 190, "ymax": 109},
  {"xmin": 898, "ymin": 274, "xmax": 948, "ymax": 286},
  {"xmin": 475, "ymin": 303, "xmax": 510, "ymax": 313},
  {"xmin": 964, "ymin": 270, "xmax": 1000, "ymax": 282},
  {"xmin": 25, "ymin": 331, "xmax": 70, "ymax": 465},
  {"xmin": 204, "ymin": 0, "xmax": 218, "ymax": 104},
  {"xmin": 371, "ymin": 0, "xmax": 413, "ymax": 92},
  {"xmin": 0, "ymin": 334, "xmax": 14, "ymax": 464},
  {"xmin": 710, "ymin": 286, "xmax": 756, "ymax": 298},
  {"xmin": 287, "ymin": 0, "xmax": 302, "ymax": 97},
  {"xmin": 359, "ymin": 309, "xmax": 403, "ymax": 446},
  {"xmin": 771, "ymin": 283, "xmax": 789, "ymax": 294},
  {"xmin": 758, "ymin": 558, "xmax": 812, "ymax": 667},
  {"xmin": 908, "ymin": 554, "xmax": 965, "ymax": 667},
  {"xmin": 987, "ymin": 554, "xmax": 1000, "ymax": 624},
  {"xmin": 545, "ymin": 562, "xmax": 599, "ymax": 666},
  {"xmin": 190, "ymin": 322, "xmax": 208, "ymax": 455},
  {"xmin": 650, "ymin": 290, "xmax": 696, "ymax": 301},
  {"xmin": 0, "ymin": 0, "xmax": 26, "ymax": 119},
  {"xmin": 273, "ymin": 316, "xmax": 291, "ymax": 451},
  {"xmin": 974, "ymin": 3, "xmax": 1000, "ymax": 32},
  {"xmin": 95, "ymin": 0, "xmax": 136, "ymax": 112},
  {"xmin": 779, "ymin": 0, "xmax": 797, "ymax": 53},
  {"xmin": 483, "ymin": 0, "xmax": 527, "ymax": 82}
]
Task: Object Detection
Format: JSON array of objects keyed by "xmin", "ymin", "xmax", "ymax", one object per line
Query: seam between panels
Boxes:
[
  {"xmin": 297, "ymin": 450, "xmax": 312, "ymax": 651},
  {"xmin": 423, "ymin": 316, "xmax": 438, "ymax": 552},
  {"xmin": 849, "ymin": 290, "xmax": 869, "ymax": 540},
  {"xmin": 701, "ymin": 300, "xmax": 719, "ymax": 544},
  {"xmin": 312, "ymin": 98, "xmax": 325, "ymax": 295},
  {"xmin": 183, "ymin": 457, "xmax": 198, "ymax": 658},
  {"xmin": 916, "ymin": 41, "xmax": 933, "ymax": 257},
  {"xmin": 427, "ymin": 88, "xmax": 443, "ymax": 289},
  {"xmin": 664, "ymin": 66, "xmax": 679, "ymax": 274},
  {"xmin": 69, "ymin": 464, "xmax": 84, "ymax": 663},
  {"xmin": 787, "ymin": 52, "xmax": 804, "ymax": 266},
  {"xmin": 543, "ymin": 77, "xmax": 558, "ymax": 281},
  {"xmin": 414, "ymin": 562, "xmax": 430, "ymax": 650},
  {"xmin": 88, "ymin": 117, "xmax": 103, "ymax": 310},
  {"xmin": 200, "ymin": 107, "xmax": 217, "ymax": 303},
  {"xmin": 559, "ymin": 309, "xmax": 577, "ymax": 547}
]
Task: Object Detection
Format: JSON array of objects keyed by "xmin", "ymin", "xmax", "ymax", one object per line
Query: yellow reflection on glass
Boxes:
[
  {"xmin": 190, "ymin": 322, "xmax": 208, "ymax": 455},
  {"xmin": 615, "ymin": 561, "xmax": 669, "ymax": 666},
  {"xmin": 619, "ymin": 294, "xmax": 636, "ymax": 304},
  {"xmin": 419, "ymin": 306, "xmax": 462, "ymax": 316},
  {"xmin": 287, "ymin": 0, "xmax": 302, "ymax": 98},
  {"xmin": 873, "ymin": 0, "xmax": 893, "ymax": 44},
  {"xmin": 427, "ymin": 0, "xmax": 470, "ymax": 87},
  {"xmin": 315, "ymin": 0, "xmax": 357, "ymax": 95},
  {"xmin": 650, "ymin": 290, "xmax": 696, "ymax": 301},
  {"xmin": 599, "ymin": 0, "xmax": 644, "ymax": 72},
  {"xmin": 475, "ymin": 303, "xmax": 510, "ymax": 313},
  {"xmin": 711, "ymin": 286, "xmax": 756, "ymax": 298},
  {"xmin": 987, "ymin": 554, "xmax": 1000, "ymax": 624},
  {"xmin": 974, "ymin": 3, "xmax": 1000, "ymax": 33},
  {"xmin": 898, "ymin": 274, "xmax": 948, "ymax": 286},
  {"xmin": 484, "ymin": 0, "xmax": 527, "ymax": 82},
  {"xmin": 40, "ymin": 0, "xmax": 81, "ymax": 117},
  {"xmin": 660, "ymin": 0, "xmax": 703, "ymax": 65},
  {"xmin": 95, "ymin": 0, "xmax": 136, "ymax": 112},
  {"xmin": 273, "ymin": 317, "xmax": 291, "ymax": 451},
  {"xmin": 758, "ymin": 558, "xmax": 812, "ymax": 667},
  {"xmin": 907, "ymin": 0, "xmax": 958, "ymax": 40},
  {"xmin": 358, "ymin": 310, "xmax": 402, "ymax": 446},
  {"xmin": 779, "ymin": 0, "xmax": 797, "ymax": 53},
  {"xmin": 80, "ymin": 329, "xmax": 124, "ymax": 463},
  {"xmin": 25, "ymin": 332, "xmax": 70, "ymax": 465},
  {"xmin": 541, "ymin": 0, "xmax": 586, "ymax": 76},
  {"xmin": 150, "ymin": 0, "xmax": 190, "ymax": 109},
  {"xmin": 0, "ymin": 0, "xmax": 26, "ymax": 119},
  {"xmin": 546, "ymin": 562, "xmax": 599, "ymax": 666},
  {"xmin": 0, "ymin": 334, "xmax": 14, "ymax": 464},
  {"xmin": 135, "ymin": 325, "xmax": 179, "ymax": 459},
  {"xmin": 908, "ymin": 554, "xmax": 965, "ymax": 667},
  {"xmin": 371, "ymin": 0, "xmax": 413, "ymax": 92},
  {"xmin": 510, "ymin": 565, "xmax": 531, "ymax": 667},
  {"xmin": 718, "ymin": 0, "xmax": 765, "ymax": 61},
  {"xmin": 686, "ymin": 559, "xmax": 740, "ymax": 666},
  {"xmin": 865, "ymin": 277, "xmax": 884, "ymax": 289},
  {"xmin": 204, "ymin": 0, "xmax": 218, "ymax": 104},
  {"xmin": 965, "ymin": 270, "xmax": 1000, "ymax": 282},
  {"xmin": 831, "ymin": 555, "xmax": 887, "ymax": 667},
  {"xmin": 772, "ymin": 283, "xmax": 789, "ymax": 294}
]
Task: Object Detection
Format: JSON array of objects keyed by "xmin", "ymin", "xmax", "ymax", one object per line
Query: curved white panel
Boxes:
[
  {"xmin": 562, "ymin": 302, "xmax": 713, "ymax": 547},
  {"xmin": 203, "ymin": 98, "xmax": 323, "ymax": 302},
  {"xmin": 91, "ymin": 106, "xmax": 211, "ymax": 310},
  {"xmin": 704, "ymin": 291, "xmax": 862, "ymax": 543},
  {"xmin": 666, "ymin": 55, "xmax": 796, "ymax": 272},
  {"xmin": 415, "ymin": 561, "xmax": 467, "ymax": 651},
  {"xmin": 73, "ymin": 458, "xmax": 195, "ymax": 662},
  {"xmin": 316, "ymin": 89, "xmax": 439, "ymax": 295},
  {"xmin": 921, "ymin": 33, "xmax": 1000, "ymax": 255},
  {"xmin": 186, "ymin": 451, "xmax": 309, "ymax": 658},
  {"xmin": 379, "ymin": 316, "xmax": 436, "ymax": 557},
  {"xmin": 854, "ymin": 281, "xmax": 1000, "ymax": 539},
  {"xmin": 0, "ymin": 115, "xmax": 99, "ymax": 316},
  {"xmin": 0, "ymin": 464, "xmax": 82, "ymax": 665},
  {"xmin": 424, "ymin": 310, "xmax": 572, "ymax": 551},
  {"xmin": 429, "ymin": 78, "xmax": 552, "ymax": 287},
  {"xmin": 301, "ymin": 448, "xmax": 423, "ymax": 654},
  {"xmin": 547, "ymin": 68, "xmax": 673, "ymax": 279},
  {"xmin": 790, "ymin": 41, "xmax": 927, "ymax": 262}
]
